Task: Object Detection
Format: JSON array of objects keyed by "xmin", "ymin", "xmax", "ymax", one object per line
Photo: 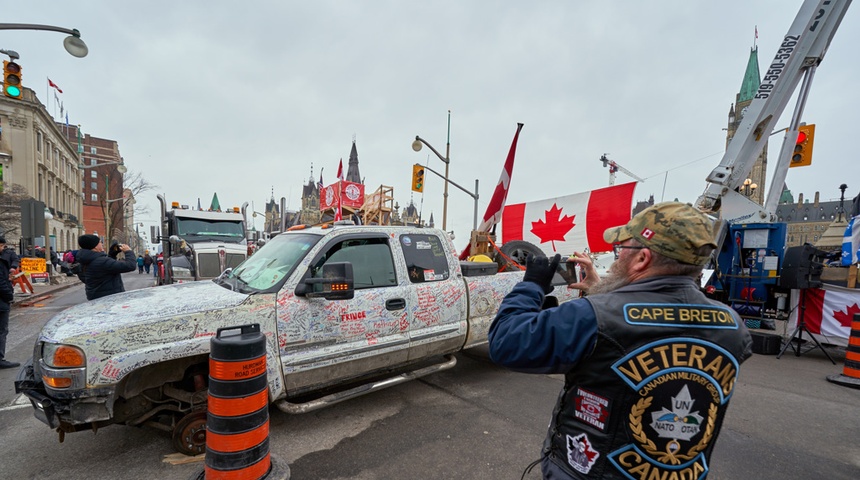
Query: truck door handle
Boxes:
[{"xmin": 386, "ymin": 298, "xmax": 406, "ymax": 310}]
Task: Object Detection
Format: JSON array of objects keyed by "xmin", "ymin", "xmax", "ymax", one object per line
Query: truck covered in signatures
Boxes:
[{"xmin": 16, "ymin": 224, "xmax": 577, "ymax": 454}]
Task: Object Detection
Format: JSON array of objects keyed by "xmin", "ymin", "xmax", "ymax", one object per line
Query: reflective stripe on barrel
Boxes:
[
  {"xmin": 205, "ymin": 453, "xmax": 272, "ymax": 480},
  {"xmin": 842, "ymin": 317, "xmax": 860, "ymax": 379},
  {"xmin": 206, "ymin": 324, "xmax": 270, "ymax": 480}
]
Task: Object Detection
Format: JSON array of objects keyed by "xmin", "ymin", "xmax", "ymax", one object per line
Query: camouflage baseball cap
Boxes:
[{"xmin": 603, "ymin": 202, "xmax": 717, "ymax": 265}]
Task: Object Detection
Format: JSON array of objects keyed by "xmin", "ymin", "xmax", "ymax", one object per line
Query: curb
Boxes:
[{"xmin": 12, "ymin": 281, "xmax": 77, "ymax": 307}]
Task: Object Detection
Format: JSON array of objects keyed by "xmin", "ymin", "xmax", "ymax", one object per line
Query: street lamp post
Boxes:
[
  {"xmin": 742, "ymin": 178, "xmax": 758, "ymax": 198},
  {"xmin": 0, "ymin": 24, "xmax": 88, "ymax": 57},
  {"xmin": 412, "ymin": 110, "xmax": 452, "ymax": 231}
]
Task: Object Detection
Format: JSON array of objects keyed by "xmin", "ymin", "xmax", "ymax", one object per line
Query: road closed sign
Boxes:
[{"xmin": 20, "ymin": 257, "xmax": 47, "ymax": 273}]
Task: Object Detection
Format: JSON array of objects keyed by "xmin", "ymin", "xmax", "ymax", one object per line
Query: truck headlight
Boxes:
[
  {"xmin": 41, "ymin": 344, "xmax": 86, "ymax": 389},
  {"xmin": 172, "ymin": 265, "xmax": 193, "ymax": 281},
  {"xmin": 43, "ymin": 344, "xmax": 85, "ymax": 368}
]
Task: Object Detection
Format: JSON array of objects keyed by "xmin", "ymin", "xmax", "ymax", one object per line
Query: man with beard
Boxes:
[{"xmin": 488, "ymin": 202, "xmax": 751, "ymax": 479}]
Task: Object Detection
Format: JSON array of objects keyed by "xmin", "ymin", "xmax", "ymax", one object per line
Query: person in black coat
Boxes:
[
  {"xmin": 76, "ymin": 234, "xmax": 137, "ymax": 301},
  {"xmin": 0, "ymin": 236, "xmax": 19, "ymax": 368}
]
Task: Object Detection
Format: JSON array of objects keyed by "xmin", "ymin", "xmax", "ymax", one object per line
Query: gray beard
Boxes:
[{"xmin": 587, "ymin": 271, "xmax": 632, "ymax": 295}]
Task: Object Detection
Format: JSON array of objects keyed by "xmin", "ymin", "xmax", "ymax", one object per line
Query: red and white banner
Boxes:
[
  {"xmin": 501, "ymin": 182, "xmax": 636, "ymax": 256},
  {"xmin": 790, "ymin": 284, "xmax": 859, "ymax": 345},
  {"xmin": 320, "ymin": 181, "xmax": 365, "ymax": 212}
]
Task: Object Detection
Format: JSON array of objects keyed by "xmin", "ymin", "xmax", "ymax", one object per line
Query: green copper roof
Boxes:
[{"xmin": 738, "ymin": 47, "xmax": 760, "ymax": 104}]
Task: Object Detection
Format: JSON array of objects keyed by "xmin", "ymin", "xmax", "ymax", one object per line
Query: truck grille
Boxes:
[{"xmin": 197, "ymin": 253, "xmax": 245, "ymax": 279}]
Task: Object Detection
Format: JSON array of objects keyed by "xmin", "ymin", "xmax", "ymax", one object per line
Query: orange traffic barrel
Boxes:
[
  {"xmin": 189, "ymin": 324, "xmax": 290, "ymax": 480},
  {"xmin": 827, "ymin": 313, "xmax": 860, "ymax": 389}
]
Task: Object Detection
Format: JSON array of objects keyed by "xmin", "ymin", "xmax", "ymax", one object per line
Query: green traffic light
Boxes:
[{"xmin": 4, "ymin": 85, "xmax": 21, "ymax": 97}]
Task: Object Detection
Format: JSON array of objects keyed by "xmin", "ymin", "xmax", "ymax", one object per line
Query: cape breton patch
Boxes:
[{"xmin": 573, "ymin": 387, "xmax": 611, "ymax": 431}]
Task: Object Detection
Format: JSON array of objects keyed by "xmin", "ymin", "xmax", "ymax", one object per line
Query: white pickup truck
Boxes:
[{"xmin": 16, "ymin": 224, "xmax": 577, "ymax": 454}]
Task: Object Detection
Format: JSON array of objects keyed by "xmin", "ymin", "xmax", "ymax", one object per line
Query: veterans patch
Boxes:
[
  {"xmin": 608, "ymin": 338, "xmax": 741, "ymax": 480},
  {"xmin": 573, "ymin": 387, "xmax": 611, "ymax": 431}
]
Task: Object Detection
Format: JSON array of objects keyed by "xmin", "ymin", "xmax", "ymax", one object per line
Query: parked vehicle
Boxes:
[
  {"xmin": 156, "ymin": 195, "xmax": 249, "ymax": 285},
  {"xmin": 16, "ymin": 223, "xmax": 576, "ymax": 454}
]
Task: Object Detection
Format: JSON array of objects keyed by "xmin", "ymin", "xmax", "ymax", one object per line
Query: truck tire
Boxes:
[{"xmin": 497, "ymin": 240, "xmax": 543, "ymax": 271}]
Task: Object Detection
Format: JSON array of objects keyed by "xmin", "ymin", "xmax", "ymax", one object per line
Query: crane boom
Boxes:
[{"xmin": 696, "ymin": 0, "xmax": 851, "ymax": 224}]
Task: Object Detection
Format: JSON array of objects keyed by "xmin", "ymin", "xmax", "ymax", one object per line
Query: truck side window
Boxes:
[
  {"xmin": 313, "ymin": 237, "xmax": 396, "ymax": 289},
  {"xmin": 400, "ymin": 234, "xmax": 450, "ymax": 284}
]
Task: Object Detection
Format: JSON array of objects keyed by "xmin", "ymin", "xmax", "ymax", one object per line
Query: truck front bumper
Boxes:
[
  {"xmin": 15, "ymin": 358, "xmax": 62, "ymax": 429},
  {"xmin": 14, "ymin": 357, "xmax": 115, "ymax": 431}
]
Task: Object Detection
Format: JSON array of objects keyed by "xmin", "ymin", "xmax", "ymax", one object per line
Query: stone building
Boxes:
[
  {"xmin": 725, "ymin": 46, "xmax": 768, "ymax": 206},
  {"xmin": 0, "ymin": 86, "xmax": 82, "ymax": 252}
]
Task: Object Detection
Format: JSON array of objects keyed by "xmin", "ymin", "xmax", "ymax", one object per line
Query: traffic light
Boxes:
[
  {"xmin": 3, "ymin": 61, "xmax": 22, "ymax": 99},
  {"xmin": 411, "ymin": 164, "xmax": 425, "ymax": 193},
  {"xmin": 790, "ymin": 124, "xmax": 815, "ymax": 168}
]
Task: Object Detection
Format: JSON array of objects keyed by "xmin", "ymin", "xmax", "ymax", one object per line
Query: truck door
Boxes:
[
  {"xmin": 278, "ymin": 233, "xmax": 412, "ymax": 395},
  {"xmin": 398, "ymin": 233, "xmax": 468, "ymax": 360}
]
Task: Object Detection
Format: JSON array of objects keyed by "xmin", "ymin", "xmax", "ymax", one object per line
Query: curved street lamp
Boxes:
[
  {"xmin": 412, "ymin": 111, "xmax": 452, "ymax": 230},
  {"xmin": 0, "ymin": 23, "xmax": 88, "ymax": 57}
]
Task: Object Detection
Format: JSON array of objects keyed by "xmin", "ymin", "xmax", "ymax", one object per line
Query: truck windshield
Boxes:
[
  {"xmin": 222, "ymin": 232, "xmax": 322, "ymax": 293},
  {"xmin": 176, "ymin": 218, "xmax": 245, "ymax": 240}
]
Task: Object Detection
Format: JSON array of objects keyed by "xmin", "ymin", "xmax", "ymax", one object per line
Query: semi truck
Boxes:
[{"xmin": 155, "ymin": 194, "xmax": 249, "ymax": 285}]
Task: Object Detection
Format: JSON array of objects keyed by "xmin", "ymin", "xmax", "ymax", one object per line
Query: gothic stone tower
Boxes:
[{"xmin": 726, "ymin": 46, "xmax": 767, "ymax": 206}]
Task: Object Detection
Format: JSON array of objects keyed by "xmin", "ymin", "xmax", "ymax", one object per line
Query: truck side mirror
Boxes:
[{"xmin": 301, "ymin": 262, "xmax": 355, "ymax": 300}]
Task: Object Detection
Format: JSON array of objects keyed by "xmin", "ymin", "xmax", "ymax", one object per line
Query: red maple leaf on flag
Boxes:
[
  {"xmin": 530, "ymin": 203, "xmax": 576, "ymax": 251},
  {"xmin": 832, "ymin": 303, "xmax": 860, "ymax": 328}
]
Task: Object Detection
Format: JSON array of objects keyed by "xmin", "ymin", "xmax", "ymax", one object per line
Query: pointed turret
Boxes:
[
  {"xmin": 210, "ymin": 193, "xmax": 221, "ymax": 212},
  {"xmin": 346, "ymin": 139, "xmax": 362, "ymax": 183},
  {"xmin": 738, "ymin": 47, "xmax": 761, "ymax": 104}
]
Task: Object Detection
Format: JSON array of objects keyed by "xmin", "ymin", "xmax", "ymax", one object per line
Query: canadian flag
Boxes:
[
  {"xmin": 501, "ymin": 182, "xmax": 636, "ymax": 256},
  {"xmin": 799, "ymin": 286, "xmax": 859, "ymax": 340}
]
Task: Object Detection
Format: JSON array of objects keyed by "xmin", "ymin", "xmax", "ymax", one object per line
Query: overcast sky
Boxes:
[{"xmin": 8, "ymin": 1, "xmax": 860, "ymax": 249}]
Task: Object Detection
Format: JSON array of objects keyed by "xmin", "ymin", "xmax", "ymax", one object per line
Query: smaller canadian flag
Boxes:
[
  {"xmin": 640, "ymin": 228, "xmax": 655, "ymax": 240},
  {"xmin": 48, "ymin": 79, "xmax": 63, "ymax": 93}
]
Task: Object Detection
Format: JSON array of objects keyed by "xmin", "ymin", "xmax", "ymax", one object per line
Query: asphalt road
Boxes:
[{"xmin": 1, "ymin": 273, "xmax": 859, "ymax": 479}]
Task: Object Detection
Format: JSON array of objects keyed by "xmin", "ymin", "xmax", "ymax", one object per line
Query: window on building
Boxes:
[
  {"xmin": 91, "ymin": 193, "xmax": 98, "ymax": 202},
  {"xmin": 90, "ymin": 182, "xmax": 97, "ymax": 190},
  {"xmin": 90, "ymin": 147, "xmax": 97, "ymax": 154},
  {"xmin": 89, "ymin": 157, "xmax": 97, "ymax": 166},
  {"xmin": 90, "ymin": 170, "xmax": 97, "ymax": 178},
  {"xmin": 37, "ymin": 132, "xmax": 42, "ymax": 152}
]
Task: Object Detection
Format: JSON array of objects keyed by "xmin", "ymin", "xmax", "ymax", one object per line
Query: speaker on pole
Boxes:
[{"xmin": 779, "ymin": 244, "xmax": 826, "ymax": 290}]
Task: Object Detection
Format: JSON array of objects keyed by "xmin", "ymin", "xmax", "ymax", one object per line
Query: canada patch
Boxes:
[
  {"xmin": 640, "ymin": 228, "xmax": 655, "ymax": 240},
  {"xmin": 567, "ymin": 433, "xmax": 599, "ymax": 474},
  {"xmin": 574, "ymin": 387, "xmax": 610, "ymax": 431}
]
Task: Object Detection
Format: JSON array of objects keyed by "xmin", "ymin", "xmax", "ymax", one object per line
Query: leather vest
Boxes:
[{"xmin": 543, "ymin": 276, "xmax": 751, "ymax": 479}]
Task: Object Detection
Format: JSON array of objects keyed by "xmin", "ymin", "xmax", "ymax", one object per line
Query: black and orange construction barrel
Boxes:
[
  {"xmin": 190, "ymin": 324, "xmax": 289, "ymax": 480},
  {"xmin": 827, "ymin": 313, "xmax": 860, "ymax": 389}
]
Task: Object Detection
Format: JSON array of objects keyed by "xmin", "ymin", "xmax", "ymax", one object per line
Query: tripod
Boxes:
[{"xmin": 777, "ymin": 288, "xmax": 836, "ymax": 364}]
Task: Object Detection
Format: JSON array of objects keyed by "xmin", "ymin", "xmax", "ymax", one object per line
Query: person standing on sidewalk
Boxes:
[
  {"xmin": 0, "ymin": 236, "xmax": 19, "ymax": 369},
  {"xmin": 76, "ymin": 234, "xmax": 137, "ymax": 301}
]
